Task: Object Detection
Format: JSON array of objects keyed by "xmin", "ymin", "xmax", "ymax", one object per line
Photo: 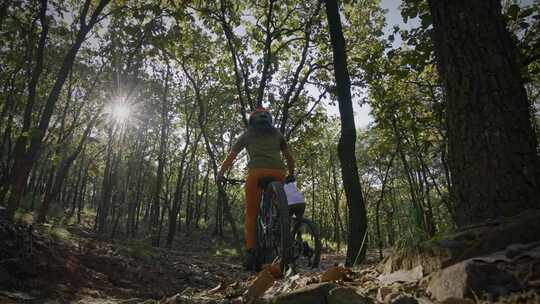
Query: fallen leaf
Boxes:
[
  {"xmin": 208, "ymin": 282, "xmax": 226, "ymax": 294},
  {"xmin": 262, "ymin": 263, "xmax": 282, "ymax": 279},
  {"xmin": 244, "ymin": 268, "xmax": 275, "ymax": 302},
  {"xmin": 320, "ymin": 266, "xmax": 349, "ymax": 282}
]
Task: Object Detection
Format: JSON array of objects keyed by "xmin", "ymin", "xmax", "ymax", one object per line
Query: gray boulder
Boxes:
[
  {"xmin": 271, "ymin": 283, "xmax": 372, "ymax": 304},
  {"xmin": 427, "ymin": 259, "xmax": 521, "ymax": 302}
]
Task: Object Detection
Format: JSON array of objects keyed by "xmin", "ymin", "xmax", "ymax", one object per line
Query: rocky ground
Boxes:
[
  {"xmin": 1, "ymin": 211, "xmax": 540, "ymax": 303},
  {"xmin": 0, "ymin": 216, "xmax": 248, "ymax": 303}
]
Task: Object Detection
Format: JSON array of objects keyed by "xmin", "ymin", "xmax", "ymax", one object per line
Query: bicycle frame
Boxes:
[
  {"xmin": 223, "ymin": 177, "xmax": 320, "ymax": 271},
  {"xmin": 257, "ymin": 187, "xmax": 276, "ymax": 249}
]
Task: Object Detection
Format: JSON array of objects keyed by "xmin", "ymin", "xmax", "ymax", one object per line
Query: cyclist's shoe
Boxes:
[{"xmin": 243, "ymin": 249, "xmax": 256, "ymax": 271}]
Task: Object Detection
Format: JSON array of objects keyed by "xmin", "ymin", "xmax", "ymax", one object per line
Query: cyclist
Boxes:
[
  {"xmin": 217, "ymin": 106, "xmax": 295, "ymax": 270},
  {"xmin": 283, "ymin": 177, "xmax": 306, "ymax": 223}
]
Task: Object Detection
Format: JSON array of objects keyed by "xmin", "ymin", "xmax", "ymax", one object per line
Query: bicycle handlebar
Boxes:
[{"xmin": 221, "ymin": 178, "xmax": 245, "ymax": 185}]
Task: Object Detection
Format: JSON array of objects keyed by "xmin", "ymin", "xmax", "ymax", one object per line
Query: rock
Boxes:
[
  {"xmin": 378, "ymin": 266, "xmax": 423, "ymax": 285},
  {"xmin": 271, "ymin": 283, "xmax": 336, "ymax": 304},
  {"xmin": 505, "ymin": 242, "xmax": 539, "ymax": 258},
  {"xmin": 271, "ymin": 283, "xmax": 372, "ymax": 304},
  {"xmin": 0, "ymin": 291, "xmax": 36, "ymax": 301},
  {"xmin": 446, "ymin": 210, "xmax": 540, "ymax": 264},
  {"xmin": 427, "ymin": 259, "xmax": 522, "ymax": 302},
  {"xmin": 379, "ymin": 210, "xmax": 540, "ymax": 276},
  {"xmin": 415, "ymin": 297, "xmax": 434, "ymax": 304},
  {"xmin": 377, "ymin": 247, "xmax": 450, "ymax": 276},
  {"xmin": 326, "ymin": 286, "xmax": 372, "ymax": 304},
  {"xmin": 390, "ymin": 294, "xmax": 418, "ymax": 304}
]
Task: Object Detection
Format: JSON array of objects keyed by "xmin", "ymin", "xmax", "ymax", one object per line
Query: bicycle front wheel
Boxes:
[{"xmin": 292, "ymin": 218, "xmax": 321, "ymax": 268}]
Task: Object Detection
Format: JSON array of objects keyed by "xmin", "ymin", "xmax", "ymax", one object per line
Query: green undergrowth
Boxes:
[
  {"xmin": 12, "ymin": 210, "xmax": 76, "ymax": 244},
  {"xmin": 14, "ymin": 210, "xmax": 34, "ymax": 224},
  {"xmin": 212, "ymin": 236, "xmax": 240, "ymax": 257},
  {"xmin": 35, "ymin": 222, "xmax": 77, "ymax": 245},
  {"xmin": 215, "ymin": 247, "xmax": 238, "ymax": 257},
  {"xmin": 319, "ymin": 238, "xmax": 346, "ymax": 253},
  {"xmin": 114, "ymin": 239, "xmax": 161, "ymax": 264},
  {"xmin": 48, "ymin": 225, "xmax": 71, "ymax": 242}
]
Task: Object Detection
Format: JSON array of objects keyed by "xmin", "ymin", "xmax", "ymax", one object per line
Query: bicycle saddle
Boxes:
[{"xmin": 258, "ymin": 177, "xmax": 276, "ymax": 189}]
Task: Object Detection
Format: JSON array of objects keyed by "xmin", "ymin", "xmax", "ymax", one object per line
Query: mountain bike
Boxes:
[
  {"xmin": 223, "ymin": 177, "xmax": 320, "ymax": 273},
  {"xmin": 290, "ymin": 213, "xmax": 321, "ymax": 270}
]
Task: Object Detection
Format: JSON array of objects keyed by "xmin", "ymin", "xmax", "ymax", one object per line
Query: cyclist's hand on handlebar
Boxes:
[{"xmin": 285, "ymin": 175, "xmax": 296, "ymax": 184}]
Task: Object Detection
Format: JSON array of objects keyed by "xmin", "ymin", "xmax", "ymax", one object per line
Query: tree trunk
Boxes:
[
  {"xmin": 182, "ymin": 62, "xmax": 242, "ymax": 256},
  {"xmin": 428, "ymin": 0, "xmax": 540, "ymax": 226},
  {"xmin": 325, "ymin": 0, "xmax": 368, "ymax": 266},
  {"xmin": 4, "ymin": 0, "xmax": 111, "ymax": 220},
  {"xmin": 202, "ymin": 168, "xmax": 210, "ymax": 226},
  {"xmin": 375, "ymin": 153, "xmax": 395, "ymax": 260},
  {"xmin": 69, "ymin": 156, "xmax": 85, "ymax": 217},
  {"xmin": 330, "ymin": 157, "xmax": 341, "ymax": 252},
  {"xmin": 77, "ymin": 162, "xmax": 89, "ymax": 224},
  {"xmin": 97, "ymin": 129, "xmax": 115, "ymax": 236},
  {"xmin": 151, "ymin": 66, "xmax": 171, "ymax": 247},
  {"xmin": 185, "ymin": 170, "xmax": 194, "ymax": 235},
  {"xmin": 37, "ymin": 117, "xmax": 95, "ymax": 223}
]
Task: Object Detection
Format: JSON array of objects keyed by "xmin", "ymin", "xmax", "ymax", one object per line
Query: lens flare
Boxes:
[
  {"xmin": 106, "ymin": 96, "xmax": 132, "ymax": 124},
  {"xmin": 111, "ymin": 103, "xmax": 131, "ymax": 123}
]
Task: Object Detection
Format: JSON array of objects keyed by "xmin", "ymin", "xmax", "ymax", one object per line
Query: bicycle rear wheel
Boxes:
[
  {"xmin": 255, "ymin": 212, "xmax": 271, "ymax": 271},
  {"xmin": 255, "ymin": 181, "xmax": 290, "ymax": 273},
  {"xmin": 292, "ymin": 218, "xmax": 321, "ymax": 268}
]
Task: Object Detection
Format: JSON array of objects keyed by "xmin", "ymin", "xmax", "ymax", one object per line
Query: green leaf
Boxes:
[
  {"xmin": 507, "ymin": 4, "xmax": 520, "ymax": 20},
  {"xmin": 519, "ymin": 7, "xmax": 535, "ymax": 18},
  {"xmin": 420, "ymin": 14, "xmax": 432, "ymax": 28}
]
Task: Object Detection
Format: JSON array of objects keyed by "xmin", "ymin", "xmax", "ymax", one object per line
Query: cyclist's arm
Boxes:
[
  {"xmin": 219, "ymin": 132, "xmax": 247, "ymax": 179},
  {"xmin": 218, "ymin": 151, "xmax": 238, "ymax": 179}
]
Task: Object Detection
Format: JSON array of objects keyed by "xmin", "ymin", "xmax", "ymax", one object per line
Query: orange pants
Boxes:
[{"xmin": 245, "ymin": 168, "xmax": 286, "ymax": 249}]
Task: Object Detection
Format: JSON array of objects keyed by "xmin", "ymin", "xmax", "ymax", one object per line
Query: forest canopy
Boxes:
[{"xmin": 1, "ymin": 0, "xmax": 539, "ymax": 260}]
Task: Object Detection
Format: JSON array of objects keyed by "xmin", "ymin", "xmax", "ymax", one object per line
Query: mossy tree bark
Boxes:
[{"xmin": 428, "ymin": 0, "xmax": 540, "ymax": 226}]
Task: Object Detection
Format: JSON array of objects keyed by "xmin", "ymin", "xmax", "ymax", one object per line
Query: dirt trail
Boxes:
[
  {"xmin": 1, "ymin": 218, "xmax": 361, "ymax": 303},
  {"xmin": 5, "ymin": 218, "xmax": 538, "ymax": 304},
  {"xmin": 0, "ymin": 216, "xmax": 406, "ymax": 304},
  {"xmin": 0, "ymin": 219, "xmax": 250, "ymax": 303}
]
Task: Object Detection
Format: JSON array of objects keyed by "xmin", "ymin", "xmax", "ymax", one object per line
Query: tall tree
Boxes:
[
  {"xmin": 151, "ymin": 64, "xmax": 172, "ymax": 247},
  {"xmin": 428, "ymin": 0, "xmax": 540, "ymax": 226},
  {"xmin": 4, "ymin": 0, "xmax": 111, "ymax": 220},
  {"xmin": 325, "ymin": 0, "xmax": 368, "ymax": 266}
]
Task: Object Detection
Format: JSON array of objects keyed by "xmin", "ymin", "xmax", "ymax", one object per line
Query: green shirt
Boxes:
[{"xmin": 232, "ymin": 129, "xmax": 287, "ymax": 169}]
